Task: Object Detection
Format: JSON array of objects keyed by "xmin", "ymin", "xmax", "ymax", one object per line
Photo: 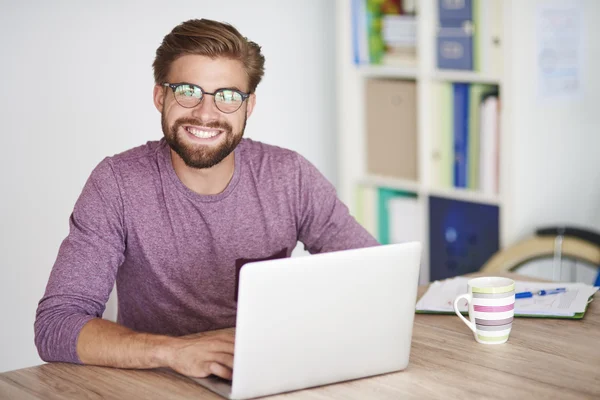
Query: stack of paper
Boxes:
[{"xmin": 415, "ymin": 277, "xmax": 599, "ymax": 319}]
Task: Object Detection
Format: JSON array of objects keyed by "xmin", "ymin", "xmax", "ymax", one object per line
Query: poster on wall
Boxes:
[{"xmin": 536, "ymin": 1, "xmax": 583, "ymax": 101}]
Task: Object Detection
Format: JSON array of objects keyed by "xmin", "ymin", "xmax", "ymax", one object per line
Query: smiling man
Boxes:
[{"xmin": 34, "ymin": 19, "xmax": 378, "ymax": 381}]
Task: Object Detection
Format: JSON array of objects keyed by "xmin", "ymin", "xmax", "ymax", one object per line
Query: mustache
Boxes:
[{"xmin": 173, "ymin": 117, "xmax": 232, "ymax": 132}]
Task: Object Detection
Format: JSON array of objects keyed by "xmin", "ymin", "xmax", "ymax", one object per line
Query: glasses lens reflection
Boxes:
[{"xmin": 172, "ymin": 84, "xmax": 245, "ymax": 113}]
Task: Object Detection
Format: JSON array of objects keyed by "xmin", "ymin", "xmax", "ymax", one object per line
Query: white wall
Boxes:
[
  {"xmin": 0, "ymin": 0, "xmax": 335, "ymax": 373},
  {"xmin": 505, "ymin": 0, "xmax": 600, "ymax": 244}
]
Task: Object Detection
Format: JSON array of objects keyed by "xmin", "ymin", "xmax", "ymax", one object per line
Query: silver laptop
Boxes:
[{"xmin": 192, "ymin": 242, "xmax": 422, "ymax": 399}]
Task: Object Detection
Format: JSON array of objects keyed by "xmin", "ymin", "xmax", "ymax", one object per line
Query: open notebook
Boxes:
[{"xmin": 416, "ymin": 277, "xmax": 599, "ymax": 319}]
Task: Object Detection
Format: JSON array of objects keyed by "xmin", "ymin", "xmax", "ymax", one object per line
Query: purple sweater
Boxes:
[{"xmin": 34, "ymin": 138, "xmax": 378, "ymax": 364}]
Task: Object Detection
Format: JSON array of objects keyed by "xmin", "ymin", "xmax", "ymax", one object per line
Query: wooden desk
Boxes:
[{"xmin": 2, "ymin": 275, "xmax": 599, "ymax": 400}]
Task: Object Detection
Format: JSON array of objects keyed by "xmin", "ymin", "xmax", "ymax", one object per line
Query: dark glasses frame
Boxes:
[{"xmin": 162, "ymin": 82, "xmax": 250, "ymax": 114}]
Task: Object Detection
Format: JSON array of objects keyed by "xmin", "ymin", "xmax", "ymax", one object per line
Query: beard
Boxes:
[{"xmin": 161, "ymin": 112, "xmax": 246, "ymax": 169}]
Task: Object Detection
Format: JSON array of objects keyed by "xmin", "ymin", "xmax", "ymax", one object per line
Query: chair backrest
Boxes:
[{"xmin": 481, "ymin": 235, "xmax": 600, "ymax": 278}]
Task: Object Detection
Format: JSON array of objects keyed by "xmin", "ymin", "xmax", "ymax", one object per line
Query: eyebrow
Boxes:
[
  {"xmin": 215, "ymin": 85, "xmax": 249, "ymax": 93},
  {"xmin": 222, "ymin": 86, "xmax": 246, "ymax": 92},
  {"xmin": 177, "ymin": 82, "xmax": 249, "ymax": 93}
]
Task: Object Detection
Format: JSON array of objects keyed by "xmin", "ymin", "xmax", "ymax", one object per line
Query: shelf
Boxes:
[
  {"xmin": 431, "ymin": 70, "xmax": 501, "ymax": 85},
  {"xmin": 359, "ymin": 176, "xmax": 501, "ymax": 206},
  {"xmin": 426, "ymin": 186, "xmax": 502, "ymax": 206},
  {"xmin": 359, "ymin": 175, "xmax": 421, "ymax": 194},
  {"xmin": 356, "ymin": 66, "xmax": 500, "ymax": 84},
  {"xmin": 357, "ymin": 65, "xmax": 418, "ymax": 79},
  {"xmin": 355, "ymin": 66, "xmax": 501, "ymax": 85}
]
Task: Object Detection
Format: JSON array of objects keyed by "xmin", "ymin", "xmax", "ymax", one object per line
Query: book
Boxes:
[
  {"xmin": 415, "ymin": 276, "xmax": 599, "ymax": 319},
  {"xmin": 351, "ymin": 0, "xmax": 370, "ymax": 65},
  {"xmin": 365, "ymin": 0, "xmax": 417, "ymax": 65},
  {"xmin": 351, "ymin": 0, "xmax": 417, "ymax": 66}
]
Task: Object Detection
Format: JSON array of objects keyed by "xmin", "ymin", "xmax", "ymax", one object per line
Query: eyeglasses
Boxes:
[{"xmin": 163, "ymin": 82, "xmax": 250, "ymax": 114}]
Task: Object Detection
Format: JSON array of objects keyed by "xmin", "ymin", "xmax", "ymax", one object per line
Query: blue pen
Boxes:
[{"xmin": 515, "ymin": 288, "xmax": 567, "ymax": 299}]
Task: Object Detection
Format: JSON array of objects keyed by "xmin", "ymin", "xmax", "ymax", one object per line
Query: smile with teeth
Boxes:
[{"xmin": 185, "ymin": 126, "xmax": 221, "ymax": 139}]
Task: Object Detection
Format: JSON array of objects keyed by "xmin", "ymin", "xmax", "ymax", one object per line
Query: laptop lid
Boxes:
[{"xmin": 230, "ymin": 242, "xmax": 422, "ymax": 399}]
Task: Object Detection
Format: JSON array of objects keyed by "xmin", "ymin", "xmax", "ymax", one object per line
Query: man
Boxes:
[{"xmin": 34, "ymin": 19, "xmax": 378, "ymax": 381}]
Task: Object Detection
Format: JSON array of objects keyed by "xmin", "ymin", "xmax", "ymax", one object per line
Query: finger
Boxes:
[
  {"xmin": 213, "ymin": 352, "xmax": 235, "ymax": 369},
  {"xmin": 216, "ymin": 332, "xmax": 235, "ymax": 344},
  {"xmin": 207, "ymin": 339, "xmax": 235, "ymax": 355},
  {"xmin": 210, "ymin": 362, "xmax": 233, "ymax": 381}
]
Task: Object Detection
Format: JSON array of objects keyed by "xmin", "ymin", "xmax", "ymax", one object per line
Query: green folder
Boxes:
[
  {"xmin": 439, "ymin": 83, "xmax": 454, "ymax": 188},
  {"xmin": 377, "ymin": 187, "xmax": 417, "ymax": 245},
  {"xmin": 355, "ymin": 185, "xmax": 365, "ymax": 225},
  {"xmin": 473, "ymin": 0, "xmax": 481, "ymax": 72}
]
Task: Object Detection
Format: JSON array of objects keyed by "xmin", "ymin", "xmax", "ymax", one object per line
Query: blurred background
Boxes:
[
  {"xmin": 339, "ymin": 0, "xmax": 600, "ymax": 286},
  {"xmin": 1, "ymin": 0, "xmax": 599, "ymax": 373}
]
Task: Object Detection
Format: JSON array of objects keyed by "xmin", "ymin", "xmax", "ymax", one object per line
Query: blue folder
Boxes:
[{"xmin": 452, "ymin": 83, "xmax": 469, "ymax": 188}]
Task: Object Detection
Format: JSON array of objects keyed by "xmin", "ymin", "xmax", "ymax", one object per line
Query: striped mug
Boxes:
[{"xmin": 453, "ymin": 277, "xmax": 515, "ymax": 344}]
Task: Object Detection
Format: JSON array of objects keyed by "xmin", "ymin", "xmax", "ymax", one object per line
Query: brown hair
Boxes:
[{"xmin": 153, "ymin": 19, "xmax": 265, "ymax": 93}]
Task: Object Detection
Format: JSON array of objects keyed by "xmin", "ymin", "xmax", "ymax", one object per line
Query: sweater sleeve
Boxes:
[
  {"xmin": 34, "ymin": 158, "xmax": 126, "ymax": 364},
  {"xmin": 295, "ymin": 154, "xmax": 380, "ymax": 254}
]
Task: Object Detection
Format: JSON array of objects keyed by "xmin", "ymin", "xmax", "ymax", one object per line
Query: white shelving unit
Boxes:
[
  {"xmin": 357, "ymin": 65, "xmax": 418, "ymax": 79},
  {"xmin": 335, "ymin": 0, "xmax": 600, "ymax": 285},
  {"xmin": 431, "ymin": 70, "xmax": 502, "ymax": 85},
  {"xmin": 335, "ymin": 0, "xmax": 509, "ymax": 284}
]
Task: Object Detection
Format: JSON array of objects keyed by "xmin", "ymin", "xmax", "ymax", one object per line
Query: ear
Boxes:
[
  {"xmin": 245, "ymin": 93, "xmax": 257, "ymax": 119},
  {"xmin": 153, "ymin": 84, "xmax": 166, "ymax": 113}
]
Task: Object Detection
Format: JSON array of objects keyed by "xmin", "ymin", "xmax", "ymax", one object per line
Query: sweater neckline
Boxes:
[{"xmin": 158, "ymin": 138, "xmax": 242, "ymax": 203}]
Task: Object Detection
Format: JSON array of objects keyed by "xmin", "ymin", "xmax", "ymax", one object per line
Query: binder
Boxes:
[
  {"xmin": 467, "ymin": 84, "xmax": 497, "ymax": 189},
  {"xmin": 377, "ymin": 188, "xmax": 417, "ymax": 245},
  {"xmin": 436, "ymin": 0, "xmax": 474, "ymax": 71},
  {"xmin": 472, "ymin": 0, "xmax": 481, "ymax": 71},
  {"xmin": 437, "ymin": 24, "xmax": 474, "ymax": 71},
  {"xmin": 388, "ymin": 195, "xmax": 423, "ymax": 245},
  {"xmin": 428, "ymin": 196, "xmax": 499, "ymax": 281},
  {"xmin": 355, "ymin": 184, "xmax": 379, "ymax": 239},
  {"xmin": 452, "ymin": 83, "xmax": 469, "ymax": 188},
  {"xmin": 438, "ymin": 0, "xmax": 473, "ymax": 24},
  {"xmin": 431, "ymin": 82, "xmax": 453, "ymax": 188},
  {"xmin": 479, "ymin": 94, "xmax": 500, "ymax": 194},
  {"xmin": 365, "ymin": 79, "xmax": 418, "ymax": 181}
]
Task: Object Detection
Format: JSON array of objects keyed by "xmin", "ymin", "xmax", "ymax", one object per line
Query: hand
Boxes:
[{"xmin": 165, "ymin": 330, "xmax": 235, "ymax": 380}]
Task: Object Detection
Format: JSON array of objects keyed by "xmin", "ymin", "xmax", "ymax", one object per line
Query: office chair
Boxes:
[{"xmin": 481, "ymin": 226, "xmax": 600, "ymax": 285}]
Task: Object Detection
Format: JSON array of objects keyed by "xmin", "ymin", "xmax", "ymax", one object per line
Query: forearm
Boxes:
[{"xmin": 76, "ymin": 318, "xmax": 179, "ymax": 369}]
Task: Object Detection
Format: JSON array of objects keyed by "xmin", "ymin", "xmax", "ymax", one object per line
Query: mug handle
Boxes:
[{"xmin": 453, "ymin": 294, "xmax": 476, "ymax": 333}]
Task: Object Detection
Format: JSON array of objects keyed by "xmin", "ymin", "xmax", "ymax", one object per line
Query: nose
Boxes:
[{"xmin": 190, "ymin": 94, "xmax": 221, "ymax": 120}]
